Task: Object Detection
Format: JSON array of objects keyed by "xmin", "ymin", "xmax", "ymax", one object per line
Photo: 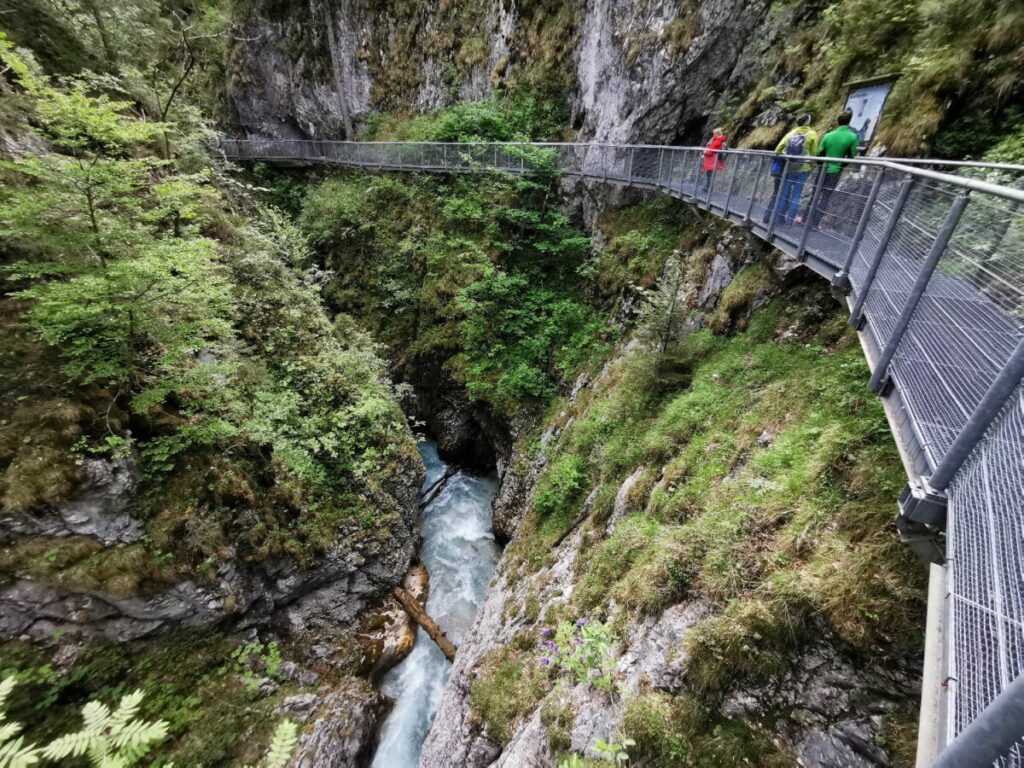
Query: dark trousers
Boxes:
[
  {"xmin": 762, "ymin": 176, "xmax": 782, "ymax": 223},
  {"xmin": 809, "ymin": 172, "xmax": 840, "ymax": 227}
]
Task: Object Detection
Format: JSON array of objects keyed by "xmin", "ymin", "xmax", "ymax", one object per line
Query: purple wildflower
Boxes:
[
  {"xmin": 576, "ymin": 618, "xmax": 588, "ymax": 627},
  {"xmin": 539, "ymin": 627, "xmax": 552, "ymax": 637},
  {"xmin": 539, "ymin": 657, "xmax": 550, "ymax": 665}
]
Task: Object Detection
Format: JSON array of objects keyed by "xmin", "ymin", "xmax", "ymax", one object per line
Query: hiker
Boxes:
[
  {"xmin": 700, "ymin": 128, "xmax": 727, "ymax": 192},
  {"xmin": 809, "ymin": 110, "xmax": 859, "ymax": 227},
  {"xmin": 767, "ymin": 114, "xmax": 819, "ymax": 226}
]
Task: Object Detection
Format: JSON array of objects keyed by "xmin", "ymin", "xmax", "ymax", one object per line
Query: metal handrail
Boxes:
[{"xmin": 216, "ymin": 138, "xmax": 1024, "ymax": 190}]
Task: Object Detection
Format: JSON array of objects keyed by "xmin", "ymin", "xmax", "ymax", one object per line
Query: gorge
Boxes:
[{"xmin": 0, "ymin": 1, "xmax": 1022, "ymax": 767}]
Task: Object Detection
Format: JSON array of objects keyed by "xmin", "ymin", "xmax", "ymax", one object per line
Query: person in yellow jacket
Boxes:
[{"xmin": 769, "ymin": 114, "xmax": 819, "ymax": 226}]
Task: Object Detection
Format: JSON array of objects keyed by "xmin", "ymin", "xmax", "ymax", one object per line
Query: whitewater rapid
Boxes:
[{"xmin": 370, "ymin": 440, "xmax": 500, "ymax": 768}]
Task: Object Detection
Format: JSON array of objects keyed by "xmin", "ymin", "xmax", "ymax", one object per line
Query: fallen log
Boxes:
[
  {"xmin": 420, "ymin": 468, "xmax": 456, "ymax": 509},
  {"xmin": 393, "ymin": 586, "xmax": 457, "ymax": 662}
]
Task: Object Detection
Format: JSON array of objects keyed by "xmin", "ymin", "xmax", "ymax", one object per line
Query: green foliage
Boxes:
[
  {"xmin": 537, "ymin": 621, "xmax": 617, "ymax": 691},
  {"xmin": 230, "ymin": 643, "xmax": 283, "ymax": 692},
  {"xmin": 592, "ymin": 736, "xmax": 635, "ymax": 765},
  {"xmin": 364, "ymin": 87, "xmax": 567, "ymax": 143},
  {"xmin": 300, "ymin": 102, "xmax": 609, "ymax": 417},
  {"xmin": 469, "ymin": 648, "xmax": 550, "ymax": 746},
  {"xmin": 15, "ymin": 238, "xmax": 232, "ymax": 388},
  {"xmin": 620, "ymin": 691, "xmax": 792, "ymax": 767},
  {"xmin": 0, "ymin": 676, "xmax": 297, "ymax": 768},
  {"xmin": 533, "ymin": 454, "xmax": 588, "ymax": 520},
  {"xmin": 510, "ymin": 282, "xmax": 925, "ymax": 719},
  {"xmin": 1, "ymin": 22, "xmax": 416, "ymax": 575}
]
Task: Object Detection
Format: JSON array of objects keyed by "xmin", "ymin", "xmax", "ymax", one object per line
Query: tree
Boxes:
[{"xmin": 634, "ymin": 250, "xmax": 695, "ymax": 389}]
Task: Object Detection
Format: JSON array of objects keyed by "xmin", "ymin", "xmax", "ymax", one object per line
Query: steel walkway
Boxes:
[{"xmin": 217, "ymin": 138, "xmax": 1024, "ymax": 766}]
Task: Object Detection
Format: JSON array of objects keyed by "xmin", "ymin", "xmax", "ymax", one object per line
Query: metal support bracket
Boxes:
[
  {"xmin": 831, "ymin": 272, "xmax": 852, "ymax": 293},
  {"xmin": 895, "ymin": 512, "xmax": 946, "ymax": 565},
  {"xmin": 899, "ymin": 477, "xmax": 949, "ymax": 530}
]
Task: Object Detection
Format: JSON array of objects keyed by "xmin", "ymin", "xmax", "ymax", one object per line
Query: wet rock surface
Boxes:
[
  {"xmin": 0, "ymin": 453, "xmax": 424, "ymax": 644},
  {"xmin": 0, "ymin": 458, "xmax": 142, "ymax": 545}
]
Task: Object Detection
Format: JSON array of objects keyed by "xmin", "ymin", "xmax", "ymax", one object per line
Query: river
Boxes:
[{"xmin": 369, "ymin": 439, "xmax": 501, "ymax": 768}]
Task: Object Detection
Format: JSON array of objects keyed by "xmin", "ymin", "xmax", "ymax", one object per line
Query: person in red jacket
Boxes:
[{"xmin": 700, "ymin": 128, "xmax": 727, "ymax": 192}]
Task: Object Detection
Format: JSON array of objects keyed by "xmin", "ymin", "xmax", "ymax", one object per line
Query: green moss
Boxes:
[
  {"xmin": 511, "ymin": 278, "xmax": 924, "ymax": 718},
  {"xmin": 540, "ymin": 691, "xmax": 575, "ymax": 753},
  {"xmin": 706, "ymin": 263, "xmax": 777, "ymax": 334},
  {"xmin": 684, "ymin": 597, "xmax": 807, "ymax": 693},
  {"xmin": 469, "ymin": 647, "xmax": 551, "ymax": 745},
  {"xmin": 592, "ymin": 197, "xmax": 696, "ymax": 302},
  {"xmin": 622, "ymin": 691, "xmax": 793, "ymax": 767}
]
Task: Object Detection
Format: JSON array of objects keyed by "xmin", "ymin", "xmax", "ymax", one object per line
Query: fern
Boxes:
[
  {"xmin": 261, "ymin": 720, "xmax": 299, "ymax": 768},
  {"xmin": 0, "ymin": 678, "xmax": 295, "ymax": 768}
]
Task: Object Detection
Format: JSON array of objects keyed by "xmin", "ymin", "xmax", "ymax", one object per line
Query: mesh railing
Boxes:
[{"xmin": 216, "ymin": 138, "xmax": 1024, "ymax": 764}]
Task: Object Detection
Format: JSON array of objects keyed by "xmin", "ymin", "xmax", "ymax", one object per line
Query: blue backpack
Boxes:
[{"xmin": 784, "ymin": 132, "xmax": 807, "ymax": 156}]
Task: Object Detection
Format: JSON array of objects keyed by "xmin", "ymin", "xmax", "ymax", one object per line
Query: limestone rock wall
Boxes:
[{"xmin": 225, "ymin": 0, "xmax": 793, "ymax": 145}]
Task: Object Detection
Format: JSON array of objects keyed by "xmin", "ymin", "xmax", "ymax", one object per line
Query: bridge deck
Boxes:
[{"xmin": 217, "ymin": 139, "xmax": 1024, "ymax": 765}]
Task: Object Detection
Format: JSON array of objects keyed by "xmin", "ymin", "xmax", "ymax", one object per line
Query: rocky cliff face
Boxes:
[
  {"xmin": 0, "ymin": 452, "xmax": 423, "ymax": 644},
  {"xmin": 226, "ymin": 0, "xmax": 789, "ymax": 145}
]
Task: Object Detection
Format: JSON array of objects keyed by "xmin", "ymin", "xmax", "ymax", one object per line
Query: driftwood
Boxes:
[
  {"xmin": 393, "ymin": 587, "xmax": 458, "ymax": 662},
  {"xmin": 420, "ymin": 468, "xmax": 456, "ymax": 509}
]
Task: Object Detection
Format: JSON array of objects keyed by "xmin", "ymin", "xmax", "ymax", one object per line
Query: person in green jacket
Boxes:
[
  {"xmin": 809, "ymin": 110, "xmax": 859, "ymax": 227},
  {"xmin": 768, "ymin": 114, "xmax": 819, "ymax": 226}
]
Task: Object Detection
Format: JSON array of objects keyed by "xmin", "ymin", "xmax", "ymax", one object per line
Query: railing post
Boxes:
[
  {"xmin": 796, "ymin": 163, "xmax": 827, "ymax": 261},
  {"xmin": 897, "ymin": 336, "xmax": 1024, "ymax": 532},
  {"xmin": 676, "ymin": 150, "xmax": 691, "ymax": 199},
  {"xmin": 722, "ymin": 156, "xmax": 740, "ymax": 219},
  {"xmin": 520, "ymin": 143, "xmax": 525, "ymax": 174},
  {"xmin": 766, "ymin": 159, "xmax": 790, "ymax": 240},
  {"xmin": 867, "ymin": 191, "xmax": 970, "ymax": 393},
  {"xmin": 663, "ymin": 149, "xmax": 676, "ymax": 194},
  {"xmin": 931, "ymin": 337, "xmax": 1024, "ymax": 491},
  {"xmin": 627, "ymin": 147, "xmax": 635, "ymax": 185},
  {"xmin": 928, "ymin": 673, "xmax": 1024, "ymax": 768},
  {"xmin": 744, "ymin": 155, "xmax": 766, "ymax": 225},
  {"xmin": 849, "ymin": 175, "xmax": 915, "ymax": 327},
  {"xmin": 493, "ymin": 143, "xmax": 499, "ymax": 170},
  {"xmin": 832, "ymin": 167, "xmax": 886, "ymax": 292},
  {"xmin": 688, "ymin": 151, "xmax": 701, "ymax": 202},
  {"xmin": 656, "ymin": 148, "xmax": 666, "ymax": 190}
]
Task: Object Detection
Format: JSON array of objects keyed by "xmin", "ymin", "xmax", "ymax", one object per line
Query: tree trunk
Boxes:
[
  {"xmin": 392, "ymin": 587, "xmax": 457, "ymax": 662},
  {"xmin": 85, "ymin": 0, "xmax": 117, "ymax": 68}
]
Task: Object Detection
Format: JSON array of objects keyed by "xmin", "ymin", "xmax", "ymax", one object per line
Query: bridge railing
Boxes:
[{"xmin": 216, "ymin": 137, "xmax": 1024, "ymax": 764}]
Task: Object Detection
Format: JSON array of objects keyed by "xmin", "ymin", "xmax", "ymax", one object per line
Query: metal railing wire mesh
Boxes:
[{"xmin": 217, "ymin": 138, "xmax": 1024, "ymax": 765}]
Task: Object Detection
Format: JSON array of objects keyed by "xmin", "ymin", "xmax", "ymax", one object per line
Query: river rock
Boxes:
[{"xmin": 356, "ymin": 563, "xmax": 427, "ymax": 676}]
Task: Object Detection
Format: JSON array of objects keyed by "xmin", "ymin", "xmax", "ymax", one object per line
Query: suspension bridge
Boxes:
[{"xmin": 217, "ymin": 137, "xmax": 1024, "ymax": 767}]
